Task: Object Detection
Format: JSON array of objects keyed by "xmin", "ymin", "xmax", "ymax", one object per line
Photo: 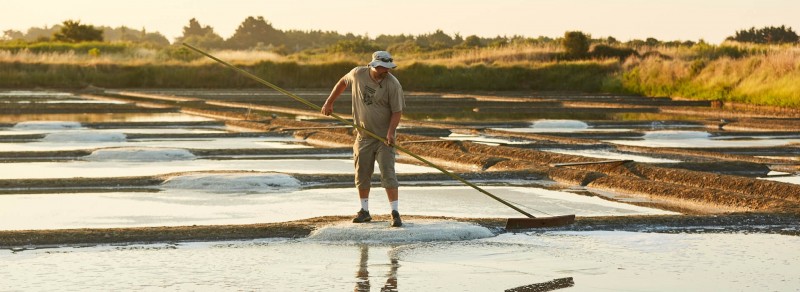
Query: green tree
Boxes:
[
  {"xmin": 729, "ymin": 25, "xmax": 799, "ymax": 44},
  {"xmin": 2, "ymin": 30, "xmax": 24, "ymax": 41},
  {"xmin": 416, "ymin": 29, "xmax": 457, "ymax": 50},
  {"xmin": 226, "ymin": 16, "xmax": 285, "ymax": 50},
  {"xmin": 175, "ymin": 18, "xmax": 224, "ymax": 49},
  {"xmin": 461, "ymin": 35, "xmax": 483, "ymax": 48},
  {"xmin": 562, "ymin": 31, "xmax": 590, "ymax": 58},
  {"xmin": 52, "ymin": 20, "xmax": 103, "ymax": 42}
]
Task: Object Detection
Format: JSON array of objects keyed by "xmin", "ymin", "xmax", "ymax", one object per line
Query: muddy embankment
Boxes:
[{"xmin": 2, "ymin": 213, "xmax": 797, "ymax": 248}]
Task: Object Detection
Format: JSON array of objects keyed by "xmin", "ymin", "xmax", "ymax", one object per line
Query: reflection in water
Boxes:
[
  {"xmin": 505, "ymin": 277, "xmax": 574, "ymax": 292},
  {"xmin": 355, "ymin": 245, "xmax": 399, "ymax": 292}
]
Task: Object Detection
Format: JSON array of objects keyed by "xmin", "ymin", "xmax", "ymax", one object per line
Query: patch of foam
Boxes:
[
  {"xmin": 309, "ymin": 220, "xmax": 495, "ymax": 243},
  {"xmin": 531, "ymin": 119, "xmax": 589, "ymax": 130},
  {"xmin": 84, "ymin": 147, "xmax": 195, "ymax": 161},
  {"xmin": 43, "ymin": 131, "xmax": 126, "ymax": 142},
  {"xmin": 161, "ymin": 172, "xmax": 301, "ymax": 193},
  {"xmin": 642, "ymin": 130, "xmax": 711, "ymax": 140},
  {"xmin": 13, "ymin": 121, "xmax": 83, "ymax": 130}
]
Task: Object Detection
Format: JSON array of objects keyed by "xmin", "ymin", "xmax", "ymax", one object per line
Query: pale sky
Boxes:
[{"xmin": 2, "ymin": 0, "xmax": 798, "ymax": 44}]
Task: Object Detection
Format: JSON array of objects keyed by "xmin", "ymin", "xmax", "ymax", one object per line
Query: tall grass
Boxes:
[
  {"xmin": 621, "ymin": 45, "xmax": 800, "ymax": 107},
  {"xmin": 1, "ymin": 41, "xmax": 799, "ymax": 109}
]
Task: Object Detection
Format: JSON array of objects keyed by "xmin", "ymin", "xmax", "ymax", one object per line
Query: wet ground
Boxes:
[{"xmin": 1, "ymin": 89, "xmax": 798, "ymax": 291}]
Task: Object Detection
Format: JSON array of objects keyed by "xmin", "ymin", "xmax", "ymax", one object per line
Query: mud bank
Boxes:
[{"xmin": 2, "ymin": 213, "xmax": 796, "ymax": 248}]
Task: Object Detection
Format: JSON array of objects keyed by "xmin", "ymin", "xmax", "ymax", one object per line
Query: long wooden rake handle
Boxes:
[{"xmin": 182, "ymin": 43, "xmax": 540, "ymax": 218}]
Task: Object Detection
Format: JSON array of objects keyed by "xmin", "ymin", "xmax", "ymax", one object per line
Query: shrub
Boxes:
[
  {"xmin": 562, "ymin": 31, "xmax": 590, "ymax": 58},
  {"xmin": 591, "ymin": 44, "xmax": 638, "ymax": 60}
]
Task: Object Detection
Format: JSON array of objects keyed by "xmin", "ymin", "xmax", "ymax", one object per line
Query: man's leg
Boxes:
[
  {"xmin": 387, "ymin": 187, "xmax": 401, "ymax": 227},
  {"xmin": 353, "ymin": 138, "xmax": 377, "ymax": 223},
  {"xmin": 359, "ymin": 187, "xmax": 370, "ymax": 211},
  {"xmin": 377, "ymin": 144, "xmax": 401, "ymax": 227},
  {"xmin": 385, "ymin": 188, "xmax": 398, "ymax": 210},
  {"xmin": 353, "ymin": 187, "xmax": 373, "ymax": 223}
]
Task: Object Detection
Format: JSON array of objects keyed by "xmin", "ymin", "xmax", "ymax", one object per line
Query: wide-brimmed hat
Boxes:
[{"xmin": 368, "ymin": 51, "xmax": 397, "ymax": 68}]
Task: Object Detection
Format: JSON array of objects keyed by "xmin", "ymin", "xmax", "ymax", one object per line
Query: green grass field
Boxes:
[{"xmin": 1, "ymin": 41, "xmax": 798, "ymax": 108}]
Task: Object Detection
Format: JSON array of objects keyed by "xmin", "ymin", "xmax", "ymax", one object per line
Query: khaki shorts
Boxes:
[{"xmin": 354, "ymin": 136, "xmax": 398, "ymax": 189}]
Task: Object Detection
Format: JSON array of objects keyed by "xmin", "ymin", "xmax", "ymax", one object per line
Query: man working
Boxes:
[{"xmin": 321, "ymin": 51, "xmax": 405, "ymax": 227}]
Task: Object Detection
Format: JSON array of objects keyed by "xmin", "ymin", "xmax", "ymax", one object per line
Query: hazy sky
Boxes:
[{"xmin": 2, "ymin": 0, "xmax": 798, "ymax": 44}]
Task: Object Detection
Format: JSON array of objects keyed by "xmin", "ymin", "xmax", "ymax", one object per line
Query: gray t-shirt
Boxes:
[{"xmin": 341, "ymin": 66, "xmax": 405, "ymax": 139}]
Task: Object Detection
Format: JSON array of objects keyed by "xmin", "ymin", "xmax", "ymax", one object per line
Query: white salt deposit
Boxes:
[
  {"xmin": 308, "ymin": 220, "xmax": 495, "ymax": 243},
  {"xmin": 43, "ymin": 131, "xmax": 126, "ymax": 142},
  {"xmin": 544, "ymin": 149, "xmax": 681, "ymax": 163},
  {"xmin": 162, "ymin": 172, "xmax": 301, "ymax": 193},
  {"xmin": 531, "ymin": 119, "xmax": 589, "ymax": 130},
  {"xmin": 642, "ymin": 130, "xmax": 711, "ymax": 140},
  {"xmin": 12, "ymin": 121, "xmax": 83, "ymax": 130},
  {"xmin": 0, "ymin": 90, "xmax": 74, "ymax": 97},
  {"xmin": 443, "ymin": 133, "xmax": 529, "ymax": 145},
  {"xmin": 84, "ymin": 147, "xmax": 195, "ymax": 161}
]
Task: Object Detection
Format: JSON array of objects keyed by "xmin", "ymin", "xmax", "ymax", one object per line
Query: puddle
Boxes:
[
  {"xmin": 0, "ymin": 158, "xmax": 436, "ymax": 179},
  {"xmin": 494, "ymin": 119, "xmax": 629, "ymax": 133},
  {"xmin": 1, "ymin": 232, "xmax": 796, "ymax": 291},
  {"xmin": 0, "ymin": 137, "xmax": 307, "ymax": 152},
  {"xmin": 607, "ymin": 130, "xmax": 800, "ymax": 148},
  {"xmin": 762, "ymin": 175, "xmax": 800, "ymax": 185},
  {"xmin": 0, "ymin": 113, "xmax": 215, "ymax": 123},
  {"xmin": 0, "ymin": 185, "xmax": 673, "ymax": 230}
]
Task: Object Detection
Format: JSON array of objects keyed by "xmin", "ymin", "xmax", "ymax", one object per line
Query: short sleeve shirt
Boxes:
[{"xmin": 341, "ymin": 66, "xmax": 405, "ymax": 138}]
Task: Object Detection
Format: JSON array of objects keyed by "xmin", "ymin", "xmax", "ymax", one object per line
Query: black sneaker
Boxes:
[
  {"xmin": 352, "ymin": 209, "xmax": 372, "ymax": 223},
  {"xmin": 390, "ymin": 210, "xmax": 402, "ymax": 227}
]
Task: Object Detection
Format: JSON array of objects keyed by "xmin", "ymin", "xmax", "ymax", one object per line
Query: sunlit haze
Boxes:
[{"xmin": 2, "ymin": 0, "xmax": 798, "ymax": 44}]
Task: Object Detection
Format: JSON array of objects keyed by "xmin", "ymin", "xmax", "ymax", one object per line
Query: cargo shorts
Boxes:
[{"xmin": 354, "ymin": 136, "xmax": 398, "ymax": 189}]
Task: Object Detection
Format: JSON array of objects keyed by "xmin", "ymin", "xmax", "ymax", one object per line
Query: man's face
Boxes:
[{"xmin": 373, "ymin": 66, "xmax": 391, "ymax": 78}]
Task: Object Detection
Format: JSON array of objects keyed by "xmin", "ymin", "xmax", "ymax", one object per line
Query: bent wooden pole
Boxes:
[{"xmin": 182, "ymin": 43, "xmax": 574, "ymax": 229}]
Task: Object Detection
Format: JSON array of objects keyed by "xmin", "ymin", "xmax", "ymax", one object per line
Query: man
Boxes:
[{"xmin": 321, "ymin": 51, "xmax": 405, "ymax": 227}]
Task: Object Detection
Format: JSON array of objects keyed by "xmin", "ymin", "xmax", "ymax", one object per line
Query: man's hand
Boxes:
[
  {"xmin": 385, "ymin": 131, "xmax": 396, "ymax": 146},
  {"xmin": 321, "ymin": 102, "xmax": 334, "ymax": 116}
]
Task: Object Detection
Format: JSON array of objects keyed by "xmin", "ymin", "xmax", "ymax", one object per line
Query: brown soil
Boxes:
[{"xmin": 2, "ymin": 213, "xmax": 796, "ymax": 248}]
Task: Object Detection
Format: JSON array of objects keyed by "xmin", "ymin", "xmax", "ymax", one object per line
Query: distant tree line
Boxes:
[
  {"xmin": 2, "ymin": 20, "xmax": 169, "ymax": 46},
  {"xmin": 726, "ymin": 25, "xmax": 799, "ymax": 44},
  {"xmin": 2, "ymin": 17, "xmax": 797, "ymax": 56}
]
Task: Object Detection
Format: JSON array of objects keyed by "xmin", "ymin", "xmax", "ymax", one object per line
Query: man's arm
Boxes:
[
  {"xmin": 321, "ymin": 78, "xmax": 347, "ymax": 116},
  {"xmin": 386, "ymin": 111, "xmax": 402, "ymax": 146}
]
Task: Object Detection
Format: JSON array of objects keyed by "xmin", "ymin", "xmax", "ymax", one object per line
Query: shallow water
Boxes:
[
  {"xmin": 607, "ymin": 130, "xmax": 800, "ymax": 148},
  {"xmin": 0, "ymin": 113, "xmax": 215, "ymax": 123},
  {"xmin": 0, "ymin": 185, "xmax": 673, "ymax": 230},
  {"xmin": 3, "ymin": 90, "xmax": 797, "ymax": 291},
  {"xmin": 1, "ymin": 231, "xmax": 796, "ymax": 291},
  {"xmin": 0, "ymin": 158, "xmax": 436, "ymax": 179},
  {"xmin": 0, "ymin": 136, "xmax": 308, "ymax": 152}
]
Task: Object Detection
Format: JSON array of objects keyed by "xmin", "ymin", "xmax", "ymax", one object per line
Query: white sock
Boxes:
[
  {"xmin": 390, "ymin": 200, "xmax": 398, "ymax": 212},
  {"xmin": 361, "ymin": 198, "xmax": 369, "ymax": 211}
]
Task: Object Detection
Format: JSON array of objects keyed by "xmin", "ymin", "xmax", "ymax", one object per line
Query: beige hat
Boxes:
[{"xmin": 368, "ymin": 51, "xmax": 397, "ymax": 68}]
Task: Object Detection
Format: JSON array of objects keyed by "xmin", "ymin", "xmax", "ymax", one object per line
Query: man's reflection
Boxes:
[{"xmin": 354, "ymin": 244, "xmax": 399, "ymax": 292}]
